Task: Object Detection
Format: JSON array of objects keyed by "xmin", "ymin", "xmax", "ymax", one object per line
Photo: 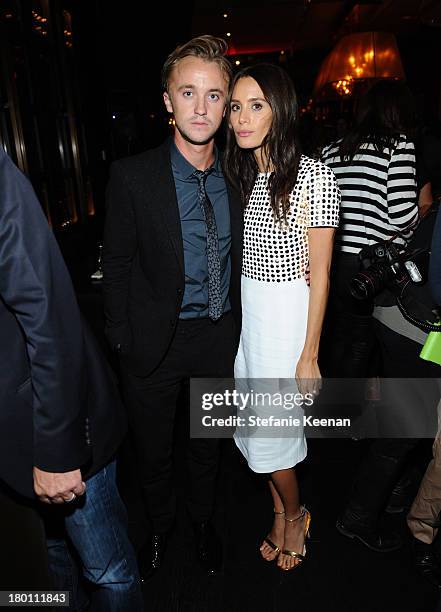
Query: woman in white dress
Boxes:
[{"xmin": 223, "ymin": 64, "xmax": 340, "ymax": 570}]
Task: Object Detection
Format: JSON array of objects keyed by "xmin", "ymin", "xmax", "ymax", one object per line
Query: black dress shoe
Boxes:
[
  {"xmin": 193, "ymin": 521, "xmax": 223, "ymax": 575},
  {"xmin": 336, "ymin": 514, "xmax": 402, "ymax": 553},
  {"xmin": 138, "ymin": 533, "xmax": 167, "ymax": 582},
  {"xmin": 412, "ymin": 538, "xmax": 441, "ymax": 588}
]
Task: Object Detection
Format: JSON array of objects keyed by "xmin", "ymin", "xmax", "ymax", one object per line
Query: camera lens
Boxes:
[
  {"xmin": 349, "ymin": 265, "xmax": 390, "ymax": 300},
  {"xmin": 350, "ymin": 273, "xmax": 373, "ymax": 300}
]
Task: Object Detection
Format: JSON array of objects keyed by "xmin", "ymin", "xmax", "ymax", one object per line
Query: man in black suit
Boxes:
[
  {"xmin": 103, "ymin": 35, "xmax": 242, "ymax": 577},
  {"xmin": 0, "ymin": 149, "xmax": 143, "ymax": 610}
]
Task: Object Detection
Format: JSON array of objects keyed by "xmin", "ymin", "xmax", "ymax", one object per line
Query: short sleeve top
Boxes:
[
  {"xmin": 242, "ymin": 155, "xmax": 340, "ymax": 282},
  {"xmin": 321, "ymin": 135, "xmax": 417, "ymax": 254}
]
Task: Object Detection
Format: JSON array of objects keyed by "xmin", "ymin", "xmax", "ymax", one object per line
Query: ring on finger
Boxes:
[{"xmin": 50, "ymin": 496, "xmax": 65, "ymax": 504}]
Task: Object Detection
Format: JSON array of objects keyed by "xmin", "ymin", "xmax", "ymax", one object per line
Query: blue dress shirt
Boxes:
[{"xmin": 170, "ymin": 141, "xmax": 231, "ymax": 319}]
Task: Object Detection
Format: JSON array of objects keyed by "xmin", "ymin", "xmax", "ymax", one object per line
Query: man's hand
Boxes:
[{"xmin": 33, "ymin": 467, "xmax": 86, "ymax": 504}]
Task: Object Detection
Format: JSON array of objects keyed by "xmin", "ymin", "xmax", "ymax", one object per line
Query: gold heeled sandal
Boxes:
[
  {"xmin": 261, "ymin": 509, "xmax": 285, "ymax": 560},
  {"xmin": 279, "ymin": 506, "xmax": 311, "ymax": 571}
]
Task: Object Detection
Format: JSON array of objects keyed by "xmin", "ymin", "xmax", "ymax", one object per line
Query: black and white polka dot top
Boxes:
[{"xmin": 242, "ymin": 155, "xmax": 340, "ymax": 283}]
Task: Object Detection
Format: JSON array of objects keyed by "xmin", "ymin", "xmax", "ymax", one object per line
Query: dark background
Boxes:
[{"xmin": 1, "ymin": 0, "xmax": 440, "ymax": 244}]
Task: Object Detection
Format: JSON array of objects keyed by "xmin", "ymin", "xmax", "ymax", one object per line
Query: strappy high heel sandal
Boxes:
[
  {"xmin": 261, "ymin": 509, "xmax": 285, "ymax": 561},
  {"xmin": 279, "ymin": 506, "xmax": 311, "ymax": 571}
]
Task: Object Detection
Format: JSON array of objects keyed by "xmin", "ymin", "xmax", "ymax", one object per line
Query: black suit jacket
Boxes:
[
  {"xmin": 0, "ymin": 150, "xmax": 126, "ymax": 499},
  {"xmin": 103, "ymin": 139, "xmax": 243, "ymax": 376}
]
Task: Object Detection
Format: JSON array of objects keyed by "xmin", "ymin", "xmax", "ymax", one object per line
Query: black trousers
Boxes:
[
  {"xmin": 323, "ymin": 252, "xmax": 376, "ymax": 377},
  {"xmin": 122, "ymin": 312, "xmax": 235, "ymax": 534}
]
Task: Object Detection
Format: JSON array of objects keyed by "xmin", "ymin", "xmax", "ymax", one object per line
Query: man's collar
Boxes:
[
  {"xmin": 170, "ymin": 140, "xmax": 222, "ymax": 180},
  {"xmin": 211, "ymin": 147, "xmax": 222, "ymax": 177}
]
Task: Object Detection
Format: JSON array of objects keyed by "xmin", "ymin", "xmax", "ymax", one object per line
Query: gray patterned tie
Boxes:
[{"xmin": 193, "ymin": 169, "xmax": 223, "ymax": 321}]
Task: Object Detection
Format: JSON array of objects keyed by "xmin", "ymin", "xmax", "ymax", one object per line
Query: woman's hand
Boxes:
[{"xmin": 295, "ymin": 356, "xmax": 322, "ymax": 399}]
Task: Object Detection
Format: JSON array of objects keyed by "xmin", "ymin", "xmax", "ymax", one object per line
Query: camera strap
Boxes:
[
  {"xmin": 396, "ymin": 283, "xmax": 441, "ymax": 333},
  {"xmin": 394, "ymin": 206, "xmax": 441, "ymax": 332}
]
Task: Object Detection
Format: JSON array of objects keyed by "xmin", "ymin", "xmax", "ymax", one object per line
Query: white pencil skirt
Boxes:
[{"xmin": 233, "ymin": 275, "xmax": 309, "ymax": 473}]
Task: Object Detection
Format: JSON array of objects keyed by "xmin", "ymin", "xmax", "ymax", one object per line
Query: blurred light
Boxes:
[
  {"xmin": 227, "ymin": 44, "xmax": 289, "ymax": 56},
  {"xmin": 334, "ymin": 78, "xmax": 353, "ymax": 96},
  {"xmin": 32, "ymin": 8, "xmax": 48, "ymax": 37},
  {"xmin": 223, "ymin": 13, "xmax": 228, "ymax": 18},
  {"xmin": 226, "ymin": 32, "xmax": 231, "ymax": 37},
  {"xmin": 280, "ymin": 50, "xmax": 285, "ymax": 55},
  {"xmin": 314, "ymin": 32, "xmax": 405, "ymax": 96},
  {"xmin": 235, "ymin": 60, "xmax": 240, "ymax": 66},
  {"xmin": 112, "ymin": 114, "xmax": 116, "ymax": 119},
  {"xmin": 63, "ymin": 11, "xmax": 73, "ymax": 48}
]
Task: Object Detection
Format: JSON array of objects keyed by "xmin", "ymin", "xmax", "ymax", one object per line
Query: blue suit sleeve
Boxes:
[{"xmin": 0, "ymin": 151, "xmax": 90, "ymax": 472}]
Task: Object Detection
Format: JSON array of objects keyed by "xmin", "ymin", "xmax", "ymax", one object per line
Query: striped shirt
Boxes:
[{"xmin": 321, "ymin": 135, "xmax": 418, "ymax": 254}]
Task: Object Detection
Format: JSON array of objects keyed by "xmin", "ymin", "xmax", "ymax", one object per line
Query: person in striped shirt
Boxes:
[
  {"xmin": 322, "ymin": 82, "xmax": 436, "ymax": 556},
  {"xmin": 321, "ymin": 80, "xmax": 419, "ymax": 378}
]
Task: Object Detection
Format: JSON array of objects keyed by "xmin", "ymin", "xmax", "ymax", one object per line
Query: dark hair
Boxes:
[
  {"xmin": 162, "ymin": 35, "xmax": 232, "ymax": 92},
  {"xmin": 339, "ymin": 80, "xmax": 416, "ymax": 161},
  {"xmin": 223, "ymin": 63, "xmax": 301, "ymax": 224}
]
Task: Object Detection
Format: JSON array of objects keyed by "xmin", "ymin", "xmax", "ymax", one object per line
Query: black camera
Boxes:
[{"xmin": 350, "ymin": 240, "xmax": 425, "ymax": 301}]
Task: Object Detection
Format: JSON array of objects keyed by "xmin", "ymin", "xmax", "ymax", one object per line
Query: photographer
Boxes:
[
  {"xmin": 321, "ymin": 80, "xmax": 419, "ymax": 378},
  {"xmin": 322, "ymin": 81, "xmax": 441, "ymax": 555},
  {"xmin": 334, "ymin": 205, "xmax": 441, "ymax": 565}
]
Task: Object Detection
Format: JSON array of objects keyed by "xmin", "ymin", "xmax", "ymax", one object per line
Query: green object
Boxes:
[{"xmin": 420, "ymin": 323, "xmax": 441, "ymax": 366}]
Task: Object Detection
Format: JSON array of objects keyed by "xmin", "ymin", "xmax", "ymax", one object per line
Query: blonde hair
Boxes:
[{"xmin": 162, "ymin": 35, "xmax": 232, "ymax": 91}]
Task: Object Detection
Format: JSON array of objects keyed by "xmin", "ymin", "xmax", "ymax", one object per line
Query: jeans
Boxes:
[{"xmin": 45, "ymin": 461, "xmax": 143, "ymax": 611}]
